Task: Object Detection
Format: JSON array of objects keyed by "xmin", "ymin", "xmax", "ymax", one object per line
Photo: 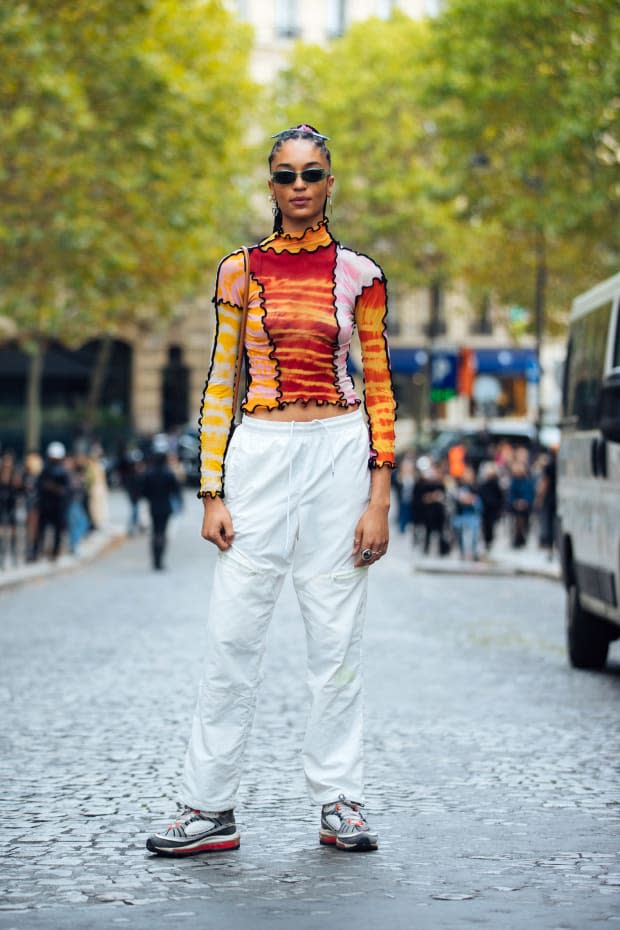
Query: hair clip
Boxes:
[{"xmin": 271, "ymin": 126, "xmax": 330, "ymax": 142}]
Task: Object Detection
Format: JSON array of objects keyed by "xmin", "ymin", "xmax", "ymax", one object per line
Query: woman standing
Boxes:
[{"xmin": 147, "ymin": 125, "xmax": 396, "ymax": 855}]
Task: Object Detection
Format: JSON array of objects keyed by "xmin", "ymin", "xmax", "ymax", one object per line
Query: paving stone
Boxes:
[{"xmin": 0, "ymin": 496, "xmax": 618, "ymax": 929}]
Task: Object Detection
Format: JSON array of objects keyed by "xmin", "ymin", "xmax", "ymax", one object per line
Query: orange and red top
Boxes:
[{"xmin": 198, "ymin": 220, "xmax": 396, "ymax": 497}]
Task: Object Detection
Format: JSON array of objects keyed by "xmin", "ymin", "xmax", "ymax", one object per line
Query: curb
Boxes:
[
  {"xmin": 0, "ymin": 526, "xmax": 126, "ymax": 593},
  {"xmin": 413, "ymin": 555, "xmax": 561, "ymax": 582}
]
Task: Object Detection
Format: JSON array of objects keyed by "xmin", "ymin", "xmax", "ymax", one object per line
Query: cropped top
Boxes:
[{"xmin": 198, "ymin": 220, "xmax": 396, "ymax": 497}]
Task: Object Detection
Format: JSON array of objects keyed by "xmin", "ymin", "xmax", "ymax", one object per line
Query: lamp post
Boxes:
[
  {"xmin": 532, "ymin": 225, "xmax": 547, "ymax": 432},
  {"xmin": 525, "ymin": 174, "xmax": 546, "ymax": 435}
]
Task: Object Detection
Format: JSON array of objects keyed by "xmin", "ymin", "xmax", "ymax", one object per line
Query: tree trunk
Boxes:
[
  {"xmin": 25, "ymin": 340, "xmax": 45, "ymax": 453},
  {"xmin": 83, "ymin": 334, "xmax": 113, "ymax": 433}
]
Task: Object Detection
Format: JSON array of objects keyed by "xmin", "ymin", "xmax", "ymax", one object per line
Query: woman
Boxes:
[
  {"xmin": 478, "ymin": 460, "xmax": 504, "ymax": 553},
  {"xmin": 451, "ymin": 464, "xmax": 481, "ymax": 561},
  {"xmin": 0, "ymin": 450, "xmax": 20, "ymax": 568},
  {"xmin": 147, "ymin": 125, "xmax": 396, "ymax": 855}
]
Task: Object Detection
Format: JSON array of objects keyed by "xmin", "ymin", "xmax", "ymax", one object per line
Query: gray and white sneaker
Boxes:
[
  {"xmin": 319, "ymin": 795, "xmax": 378, "ymax": 851},
  {"xmin": 146, "ymin": 806, "xmax": 240, "ymax": 856}
]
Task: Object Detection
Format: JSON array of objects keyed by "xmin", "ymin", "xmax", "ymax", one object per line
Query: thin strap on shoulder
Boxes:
[{"xmin": 232, "ymin": 246, "xmax": 251, "ymax": 421}]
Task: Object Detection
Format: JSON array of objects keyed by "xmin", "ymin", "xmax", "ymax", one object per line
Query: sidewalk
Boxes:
[
  {"xmin": 0, "ymin": 490, "xmax": 128, "ymax": 592},
  {"xmin": 400, "ymin": 519, "xmax": 562, "ymax": 582}
]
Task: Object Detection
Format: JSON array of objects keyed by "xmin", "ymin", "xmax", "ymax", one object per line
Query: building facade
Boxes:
[{"xmin": 232, "ymin": 0, "xmax": 440, "ymax": 81}]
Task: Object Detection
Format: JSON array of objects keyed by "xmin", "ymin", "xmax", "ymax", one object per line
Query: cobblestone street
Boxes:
[{"xmin": 1, "ymin": 493, "xmax": 619, "ymax": 929}]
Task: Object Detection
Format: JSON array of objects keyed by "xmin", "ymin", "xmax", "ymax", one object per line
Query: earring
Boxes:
[
  {"xmin": 271, "ymin": 200, "xmax": 279, "ymax": 217},
  {"xmin": 327, "ymin": 194, "xmax": 334, "ymax": 218}
]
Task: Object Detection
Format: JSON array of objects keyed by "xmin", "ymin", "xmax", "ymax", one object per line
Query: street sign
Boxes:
[{"xmin": 430, "ymin": 350, "xmax": 458, "ymax": 402}]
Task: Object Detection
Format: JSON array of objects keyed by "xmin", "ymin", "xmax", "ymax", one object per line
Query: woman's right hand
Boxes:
[{"xmin": 201, "ymin": 496, "xmax": 234, "ymax": 550}]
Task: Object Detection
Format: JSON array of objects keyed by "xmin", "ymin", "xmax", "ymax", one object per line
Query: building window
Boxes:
[
  {"xmin": 376, "ymin": 0, "xmax": 394, "ymax": 19},
  {"xmin": 234, "ymin": 0, "xmax": 248, "ymax": 18},
  {"xmin": 425, "ymin": 0, "xmax": 442, "ymax": 15},
  {"xmin": 275, "ymin": 0, "xmax": 300, "ymax": 38},
  {"xmin": 327, "ymin": 0, "xmax": 347, "ymax": 37}
]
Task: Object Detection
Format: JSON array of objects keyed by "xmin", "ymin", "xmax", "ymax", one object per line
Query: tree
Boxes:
[
  {"xmin": 426, "ymin": 0, "xmax": 620, "ymax": 328},
  {"xmin": 270, "ymin": 13, "xmax": 455, "ymax": 300},
  {"xmin": 0, "ymin": 0, "xmax": 257, "ymax": 450}
]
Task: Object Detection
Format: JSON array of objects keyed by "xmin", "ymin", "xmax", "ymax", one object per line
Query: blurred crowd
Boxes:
[
  {"xmin": 393, "ymin": 438, "xmax": 557, "ymax": 563},
  {"xmin": 0, "ymin": 442, "xmax": 110, "ymax": 568},
  {"xmin": 0, "ymin": 433, "xmax": 185, "ymax": 570},
  {"xmin": 2, "ymin": 430, "xmax": 558, "ymax": 572}
]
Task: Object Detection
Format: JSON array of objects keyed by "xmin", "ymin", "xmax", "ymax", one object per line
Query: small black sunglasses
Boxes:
[{"xmin": 271, "ymin": 168, "xmax": 329, "ymax": 185}]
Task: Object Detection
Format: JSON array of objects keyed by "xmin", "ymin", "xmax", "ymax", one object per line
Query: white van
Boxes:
[{"xmin": 558, "ymin": 271, "xmax": 620, "ymax": 669}]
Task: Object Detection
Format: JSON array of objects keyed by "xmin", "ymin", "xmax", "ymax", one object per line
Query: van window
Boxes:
[
  {"xmin": 564, "ymin": 301, "xmax": 611, "ymax": 428},
  {"xmin": 613, "ymin": 308, "xmax": 620, "ymax": 368}
]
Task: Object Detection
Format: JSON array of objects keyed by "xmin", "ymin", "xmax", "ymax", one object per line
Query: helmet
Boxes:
[
  {"xmin": 47, "ymin": 441, "xmax": 66, "ymax": 460},
  {"xmin": 152, "ymin": 434, "xmax": 169, "ymax": 454}
]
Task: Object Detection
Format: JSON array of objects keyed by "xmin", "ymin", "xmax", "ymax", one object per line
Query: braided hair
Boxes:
[{"xmin": 269, "ymin": 124, "xmax": 332, "ymax": 233}]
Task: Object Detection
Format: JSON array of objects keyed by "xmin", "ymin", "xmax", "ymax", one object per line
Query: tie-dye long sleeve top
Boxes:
[{"xmin": 198, "ymin": 220, "xmax": 396, "ymax": 498}]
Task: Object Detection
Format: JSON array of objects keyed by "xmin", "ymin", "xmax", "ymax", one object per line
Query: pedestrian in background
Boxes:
[
  {"xmin": 22, "ymin": 452, "xmax": 43, "ymax": 562},
  {"xmin": 452, "ymin": 464, "xmax": 481, "ymax": 561},
  {"xmin": 35, "ymin": 442, "xmax": 70, "ymax": 560},
  {"xmin": 395, "ymin": 450, "xmax": 415, "ymax": 534},
  {"xmin": 418, "ymin": 463, "xmax": 448, "ymax": 556},
  {"xmin": 86, "ymin": 443, "xmax": 109, "ymax": 531},
  {"xmin": 147, "ymin": 124, "xmax": 396, "ymax": 857},
  {"xmin": 65, "ymin": 456, "xmax": 90, "ymax": 556},
  {"xmin": 0, "ymin": 449, "xmax": 20, "ymax": 568},
  {"xmin": 140, "ymin": 437, "xmax": 181, "ymax": 571},
  {"xmin": 509, "ymin": 459, "xmax": 535, "ymax": 548},
  {"xmin": 478, "ymin": 461, "xmax": 504, "ymax": 554},
  {"xmin": 118, "ymin": 447, "xmax": 146, "ymax": 536},
  {"xmin": 535, "ymin": 449, "xmax": 557, "ymax": 558}
]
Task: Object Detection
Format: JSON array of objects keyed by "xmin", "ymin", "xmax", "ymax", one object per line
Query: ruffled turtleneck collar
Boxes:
[{"xmin": 259, "ymin": 219, "xmax": 333, "ymax": 254}]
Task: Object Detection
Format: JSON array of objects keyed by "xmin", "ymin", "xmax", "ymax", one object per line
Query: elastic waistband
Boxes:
[{"xmin": 240, "ymin": 408, "xmax": 363, "ymax": 435}]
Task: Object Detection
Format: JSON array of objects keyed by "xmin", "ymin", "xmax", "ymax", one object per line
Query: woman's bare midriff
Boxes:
[{"xmin": 246, "ymin": 400, "xmax": 354, "ymax": 422}]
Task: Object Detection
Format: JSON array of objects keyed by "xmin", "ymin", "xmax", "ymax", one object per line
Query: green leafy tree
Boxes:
[
  {"xmin": 0, "ymin": 0, "xmax": 256, "ymax": 450},
  {"xmin": 270, "ymin": 13, "xmax": 455, "ymax": 301},
  {"xmin": 426, "ymin": 0, "xmax": 620, "ymax": 330}
]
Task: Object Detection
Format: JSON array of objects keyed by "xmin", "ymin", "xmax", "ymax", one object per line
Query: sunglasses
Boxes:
[{"xmin": 270, "ymin": 168, "xmax": 329, "ymax": 185}]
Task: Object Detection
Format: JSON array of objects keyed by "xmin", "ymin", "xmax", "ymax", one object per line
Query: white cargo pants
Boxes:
[{"xmin": 182, "ymin": 409, "xmax": 371, "ymax": 810}]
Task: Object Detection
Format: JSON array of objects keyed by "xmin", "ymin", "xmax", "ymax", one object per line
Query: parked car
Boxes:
[
  {"xmin": 557, "ymin": 271, "xmax": 620, "ymax": 669},
  {"xmin": 427, "ymin": 419, "xmax": 538, "ymax": 472}
]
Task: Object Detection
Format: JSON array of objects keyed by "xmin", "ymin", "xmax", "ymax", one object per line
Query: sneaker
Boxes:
[
  {"xmin": 319, "ymin": 795, "xmax": 378, "ymax": 851},
  {"xmin": 146, "ymin": 807, "xmax": 240, "ymax": 856}
]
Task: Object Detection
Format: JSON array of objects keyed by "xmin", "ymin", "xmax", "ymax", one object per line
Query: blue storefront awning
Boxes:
[
  {"xmin": 350, "ymin": 346, "xmax": 540, "ymax": 382},
  {"xmin": 348, "ymin": 347, "xmax": 428, "ymax": 376},
  {"xmin": 475, "ymin": 347, "xmax": 540, "ymax": 382},
  {"xmin": 389, "ymin": 347, "xmax": 429, "ymax": 374}
]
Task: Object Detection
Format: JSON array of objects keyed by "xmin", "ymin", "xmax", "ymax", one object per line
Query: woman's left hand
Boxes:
[{"xmin": 352, "ymin": 502, "xmax": 389, "ymax": 567}]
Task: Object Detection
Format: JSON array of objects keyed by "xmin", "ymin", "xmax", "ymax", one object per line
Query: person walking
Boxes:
[
  {"xmin": 478, "ymin": 461, "xmax": 504, "ymax": 553},
  {"xmin": 418, "ymin": 464, "xmax": 448, "ymax": 556},
  {"xmin": 452, "ymin": 465, "xmax": 481, "ymax": 561},
  {"xmin": 146, "ymin": 124, "xmax": 396, "ymax": 856},
  {"xmin": 65, "ymin": 456, "xmax": 90, "ymax": 556},
  {"xmin": 0, "ymin": 449, "xmax": 20, "ymax": 569},
  {"xmin": 508, "ymin": 459, "xmax": 535, "ymax": 548},
  {"xmin": 140, "ymin": 437, "xmax": 181, "ymax": 571},
  {"xmin": 394, "ymin": 450, "xmax": 415, "ymax": 534},
  {"xmin": 22, "ymin": 452, "xmax": 43, "ymax": 562},
  {"xmin": 34, "ymin": 442, "xmax": 70, "ymax": 560},
  {"xmin": 535, "ymin": 449, "xmax": 557, "ymax": 558}
]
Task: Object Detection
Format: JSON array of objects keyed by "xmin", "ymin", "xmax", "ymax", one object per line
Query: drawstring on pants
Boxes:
[
  {"xmin": 315, "ymin": 419, "xmax": 337, "ymax": 478},
  {"xmin": 285, "ymin": 421, "xmax": 295, "ymax": 553},
  {"xmin": 283, "ymin": 419, "xmax": 337, "ymax": 554}
]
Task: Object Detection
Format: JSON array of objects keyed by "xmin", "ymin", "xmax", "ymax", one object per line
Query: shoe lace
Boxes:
[
  {"xmin": 331, "ymin": 795, "xmax": 367, "ymax": 827},
  {"xmin": 168, "ymin": 806, "xmax": 212, "ymax": 831}
]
